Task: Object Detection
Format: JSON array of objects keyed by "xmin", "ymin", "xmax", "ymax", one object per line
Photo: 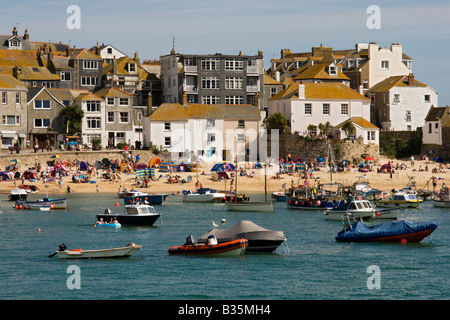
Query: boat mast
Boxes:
[
  {"xmin": 234, "ymin": 155, "xmax": 238, "ymax": 203},
  {"xmin": 264, "ymin": 164, "xmax": 267, "ymax": 203}
]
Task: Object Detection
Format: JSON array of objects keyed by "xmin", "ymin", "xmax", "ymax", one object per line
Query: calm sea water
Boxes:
[{"xmin": 0, "ymin": 191, "xmax": 448, "ymax": 301}]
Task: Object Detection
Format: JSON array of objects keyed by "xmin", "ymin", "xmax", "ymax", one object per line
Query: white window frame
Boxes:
[
  {"xmin": 34, "ymin": 100, "xmax": 51, "ymax": 109},
  {"xmin": 322, "ymin": 103, "xmax": 330, "ymax": 115},
  {"xmin": 86, "ymin": 101, "xmax": 101, "ymax": 112},
  {"xmin": 381, "ymin": 60, "xmax": 389, "ymax": 69},
  {"xmin": 225, "ymin": 58, "xmax": 243, "ymax": 71},
  {"xmin": 341, "ymin": 104, "xmax": 348, "ymax": 115},
  {"xmin": 34, "ymin": 118, "xmax": 51, "ymax": 128},
  {"xmin": 201, "ymin": 77, "xmax": 220, "ymax": 89},
  {"xmin": 107, "ymin": 112, "xmax": 115, "ymax": 123},
  {"xmin": 304, "ymin": 103, "xmax": 312, "ymax": 115},
  {"xmin": 119, "ymin": 112, "xmax": 129, "ymax": 123},
  {"xmin": 83, "ymin": 60, "xmax": 98, "ymax": 70},
  {"xmin": 225, "ymin": 77, "xmax": 243, "ymax": 90},
  {"xmin": 201, "ymin": 58, "xmax": 220, "ymax": 71},
  {"xmin": 87, "ymin": 117, "xmax": 101, "ymax": 129},
  {"xmin": 3, "ymin": 115, "xmax": 20, "ymax": 125}
]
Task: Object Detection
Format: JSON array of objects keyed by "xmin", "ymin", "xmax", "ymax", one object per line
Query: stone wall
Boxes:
[
  {"xmin": 421, "ymin": 127, "xmax": 450, "ymax": 161},
  {"xmin": 270, "ymin": 134, "xmax": 379, "ymax": 164}
]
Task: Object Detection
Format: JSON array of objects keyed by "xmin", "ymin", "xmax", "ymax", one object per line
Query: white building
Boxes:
[
  {"xmin": 143, "ymin": 101, "xmax": 262, "ymax": 163},
  {"xmin": 368, "ymin": 75, "xmax": 438, "ymax": 131},
  {"xmin": 268, "ymin": 82, "xmax": 375, "ymax": 143},
  {"xmin": 422, "ymin": 106, "xmax": 449, "ymax": 145},
  {"xmin": 76, "ymin": 92, "xmax": 107, "ymax": 145}
]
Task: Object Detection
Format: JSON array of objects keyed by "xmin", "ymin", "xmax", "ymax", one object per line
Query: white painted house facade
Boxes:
[
  {"xmin": 368, "ymin": 75, "xmax": 438, "ymax": 131},
  {"xmin": 143, "ymin": 103, "xmax": 262, "ymax": 163},
  {"xmin": 268, "ymin": 83, "xmax": 374, "ymax": 142}
]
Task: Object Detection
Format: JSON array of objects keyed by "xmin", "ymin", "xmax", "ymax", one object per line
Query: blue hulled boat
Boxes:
[{"xmin": 336, "ymin": 220, "xmax": 438, "ymax": 243}]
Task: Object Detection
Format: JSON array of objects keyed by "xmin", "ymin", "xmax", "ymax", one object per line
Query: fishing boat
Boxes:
[
  {"xmin": 324, "ymin": 197, "xmax": 398, "ymax": 221},
  {"xmin": 182, "ymin": 188, "xmax": 226, "ymax": 203},
  {"xmin": 224, "ymin": 162, "xmax": 275, "ymax": 212},
  {"xmin": 97, "ymin": 202, "xmax": 161, "ymax": 226},
  {"xmin": 15, "ymin": 197, "xmax": 68, "ymax": 210},
  {"xmin": 335, "ymin": 220, "xmax": 438, "ymax": 243},
  {"xmin": 374, "ymin": 191, "xmax": 423, "ymax": 208},
  {"xmin": 198, "ymin": 220, "xmax": 287, "ymax": 253},
  {"xmin": 9, "ymin": 188, "xmax": 28, "ymax": 201},
  {"xmin": 168, "ymin": 236, "xmax": 248, "ymax": 256},
  {"xmin": 432, "ymin": 186, "xmax": 450, "ymax": 208},
  {"xmin": 49, "ymin": 243, "xmax": 141, "ymax": 259},
  {"xmin": 39, "ymin": 205, "xmax": 52, "ymax": 211},
  {"xmin": 123, "ymin": 191, "xmax": 168, "ymax": 205},
  {"xmin": 286, "ymin": 183, "xmax": 345, "ymax": 210}
]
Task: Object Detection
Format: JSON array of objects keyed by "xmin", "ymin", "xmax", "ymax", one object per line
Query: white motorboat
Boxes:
[
  {"xmin": 50, "ymin": 243, "xmax": 141, "ymax": 259},
  {"xmin": 324, "ymin": 197, "xmax": 375, "ymax": 221},
  {"xmin": 375, "ymin": 191, "xmax": 423, "ymax": 208},
  {"xmin": 9, "ymin": 188, "xmax": 28, "ymax": 201},
  {"xmin": 182, "ymin": 188, "xmax": 226, "ymax": 202},
  {"xmin": 97, "ymin": 202, "xmax": 161, "ymax": 226}
]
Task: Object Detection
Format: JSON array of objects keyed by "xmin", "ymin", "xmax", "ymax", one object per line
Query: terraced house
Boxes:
[
  {"xmin": 0, "ymin": 74, "xmax": 28, "ymax": 149},
  {"xmin": 160, "ymin": 49, "xmax": 265, "ymax": 111}
]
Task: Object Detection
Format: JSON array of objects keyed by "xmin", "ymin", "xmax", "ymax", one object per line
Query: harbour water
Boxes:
[{"xmin": 0, "ymin": 192, "xmax": 448, "ymax": 300}]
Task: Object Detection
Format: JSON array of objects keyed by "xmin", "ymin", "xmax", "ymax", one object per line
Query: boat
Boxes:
[
  {"xmin": 375, "ymin": 191, "xmax": 423, "ymax": 208},
  {"xmin": 39, "ymin": 206, "xmax": 52, "ymax": 211},
  {"xmin": 432, "ymin": 186, "xmax": 450, "ymax": 208},
  {"xmin": 335, "ymin": 220, "xmax": 438, "ymax": 243},
  {"xmin": 18, "ymin": 184, "xmax": 39, "ymax": 193},
  {"xmin": 286, "ymin": 183, "xmax": 345, "ymax": 210},
  {"xmin": 9, "ymin": 188, "xmax": 28, "ymax": 201},
  {"xmin": 182, "ymin": 188, "xmax": 226, "ymax": 202},
  {"xmin": 198, "ymin": 220, "xmax": 287, "ymax": 252},
  {"xmin": 14, "ymin": 197, "xmax": 68, "ymax": 210},
  {"xmin": 96, "ymin": 202, "xmax": 161, "ymax": 226},
  {"xmin": 271, "ymin": 191, "xmax": 286, "ymax": 202},
  {"xmin": 50, "ymin": 243, "xmax": 141, "ymax": 259},
  {"xmin": 324, "ymin": 197, "xmax": 375, "ymax": 221},
  {"xmin": 324, "ymin": 197, "xmax": 398, "ymax": 221},
  {"xmin": 168, "ymin": 235, "xmax": 248, "ymax": 256},
  {"xmin": 224, "ymin": 162, "xmax": 275, "ymax": 212},
  {"xmin": 94, "ymin": 222, "xmax": 121, "ymax": 229},
  {"xmin": 123, "ymin": 190, "xmax": 168, "ymax": 205}
]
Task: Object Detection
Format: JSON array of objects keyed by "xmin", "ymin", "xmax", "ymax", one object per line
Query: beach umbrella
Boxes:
[
  {"xmin": 433, "ymin": 156, "xmax": 443, "ymax": 163},
  {"xmin": 149, "ymin": 157, "xmax": 161, "ymax": 168},
  {"xmin": 50, "ymin": 155, "xmax": 60, "ymax": 158},
  {"xmin": 365, "ymin": 156, "xmax": 375, "ymax": 161},
  {"xmin": 427, "ymin": 150, "xmax": 436, "ymax": 154},
  {"xmin": 10, "ymin": 159, "xmax": 20, "ymax": 163}
]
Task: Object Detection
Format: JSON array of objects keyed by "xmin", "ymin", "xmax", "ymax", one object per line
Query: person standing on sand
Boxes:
[{"xmin": 410, "ymin": 155, "xmax": 414, "ymax": 167}]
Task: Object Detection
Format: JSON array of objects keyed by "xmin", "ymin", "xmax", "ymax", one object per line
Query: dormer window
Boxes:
[
  {"xmin": 8, "ymin": 36, "xmax": 22, "ymax": 49},
  {"xmin": 328, "ymin": 65, "xmax": 337, "ymax": 76}
]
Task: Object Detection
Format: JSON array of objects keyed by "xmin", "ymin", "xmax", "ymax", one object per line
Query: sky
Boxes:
[{"xmin": 2, "ymin": 0, "xmax": 450, "ymax": 105}]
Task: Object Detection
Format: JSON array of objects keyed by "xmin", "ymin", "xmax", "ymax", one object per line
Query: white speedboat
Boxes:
[{"xmin": 50, "ymin": 243, "xmax": 141, "ymax": 259}]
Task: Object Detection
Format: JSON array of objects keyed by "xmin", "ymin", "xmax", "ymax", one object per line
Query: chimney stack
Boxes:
[
  {"xmin": 23, "ymin": 28, "xmax": 29, "ymax": 40},
  {"xmin": 182, "ymin": 91, "xmax": 188, "ymax": 106},
  {"xmin": 13, "ymin": 66, "xmax": 21, "ymax": 80},
  {"xmin": 408, "ymin": 74, "xmax": 415, "ymax": 86},
  {"xmin": 147, "ymin": 92, "xmax": 152, "ymax": 115},
  {"xmin": 12, "ymin": 27, "xmax": 18, "ymax": 36}
]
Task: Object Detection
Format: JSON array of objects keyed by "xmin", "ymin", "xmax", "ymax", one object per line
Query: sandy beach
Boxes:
[{"xmin": 0, "ymin": 150, "xmax": 448, "ymax": 197}]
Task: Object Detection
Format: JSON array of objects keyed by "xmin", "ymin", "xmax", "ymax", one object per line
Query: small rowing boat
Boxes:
[{"xmin": 49, "ymin": 243, "xmax": 141, "ymax": 259}]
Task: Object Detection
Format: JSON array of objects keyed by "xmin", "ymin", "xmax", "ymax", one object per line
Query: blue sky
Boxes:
[{"xmin": 2, "ymin": 0, "xmax": 450, "ymax": 105}]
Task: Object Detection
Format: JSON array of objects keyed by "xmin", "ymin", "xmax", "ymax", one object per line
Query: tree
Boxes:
[
  {"xmin": 61, "ymin": 104, "xmax": 84, "ymax": 135},
  {"xmin": 342, "ymin": 122, "xmax": 356, "ymax": 139},
  {"xmin": 263, "ymin": 113, "xmax": 290, "ymax": 134},
  {"xmin": 318, "ymin": 121, "xmax": 332, "ymax": 139},
  {"xmin": 307, "ymin": 124, "xmax": 316, "ymax": 138}
]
